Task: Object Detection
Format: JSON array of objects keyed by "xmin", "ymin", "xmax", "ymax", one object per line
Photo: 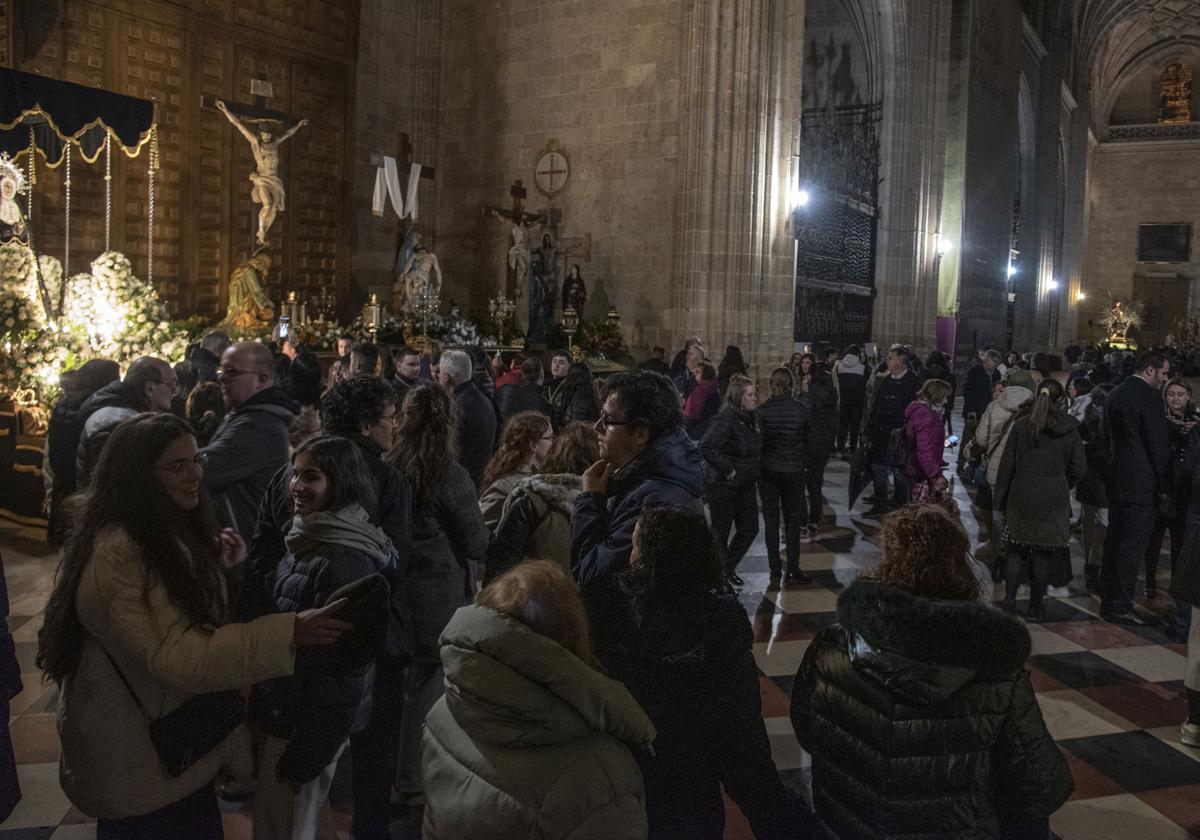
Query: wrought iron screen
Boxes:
[{"xmin": 793, "ymin": 103, "xmax": 881, "ymax": 349}]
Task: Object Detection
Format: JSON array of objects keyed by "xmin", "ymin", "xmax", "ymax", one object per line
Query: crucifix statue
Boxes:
[
  {"xmin": 208, "ymin": 76, "xmax": 307, "ymax": 246},
  {"xmin": 483, "ymin": 180, "xmax": 547, "ymax": 299}
]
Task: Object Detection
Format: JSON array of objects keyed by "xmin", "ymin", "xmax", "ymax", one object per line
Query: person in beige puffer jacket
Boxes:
[{"xmin": 974, "ymin": 369, "xmax": 1035, "ymax": 553}]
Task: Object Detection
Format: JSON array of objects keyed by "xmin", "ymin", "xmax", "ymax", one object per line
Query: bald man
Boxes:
[{"xmin": 202, "ymin": 342, "xmax": 298, "ymax": 538}]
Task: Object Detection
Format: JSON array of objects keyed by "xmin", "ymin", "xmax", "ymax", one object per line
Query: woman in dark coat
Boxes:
[
  {"xmin": 1169, "ymin": 424, "xmax": 1200, "ymax": 734},
  {"xmin": 1077, "ymin": 385, "xmax": 1112, "ymax": 593},
  {"xmin": 559, "ymin": 361, "xmax": 602, "ymax": 425},
  {"xmin": 717, "ymin": 345, "xmax": 748, "ymax": 397},
  {"xmin": 791, "ymin": 504, "xmax": 1072, "ymax": 840},
  {"xmin": 1146, "ymin": 378, "xmax": 1200, "ymax": 599},
  {"xmin": 43, "ymin": 358, "xmax": 120, "ymax": 546},
  {"xmin": 801, "ymin": 366, "xmax": 838, "ymax": 534},
  {"xmin": 757, "ymin": 368, "xmax": 811, "ymax": 587},
  {"xmin": 385, "ymin": 383, "xmax": 491, "ymax": 802},
  {"xmin": 994, "ymin": 379, "xmax": 1086, "ymax": 621},
  {"xmin": 700, "ymin": 374, "xmax": 762, "ymax": 586},
  {"xmin": 602, "ymin": 506, "xmax": 805, "ymax": 840}
]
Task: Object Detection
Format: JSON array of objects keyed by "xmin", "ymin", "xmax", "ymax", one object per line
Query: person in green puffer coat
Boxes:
[{"xmin": 421, "ymin": 560, "xmax": 655, "ymax": 840}]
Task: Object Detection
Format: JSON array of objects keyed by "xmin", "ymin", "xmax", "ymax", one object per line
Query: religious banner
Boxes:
[{"xmin": 373, "ymin": 156, "xmax": 423, "ymax": 221}]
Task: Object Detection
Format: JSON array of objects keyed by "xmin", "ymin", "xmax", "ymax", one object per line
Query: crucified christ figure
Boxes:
[{"xmin": 216, "ymin": 99, "xmax": 307, "ymax": 246}]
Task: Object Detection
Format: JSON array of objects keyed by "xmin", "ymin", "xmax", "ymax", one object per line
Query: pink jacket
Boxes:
[
  {"xmin": 905, "ymin": 400, "xmax": 945, "ymax": 483},
  {"xmin": 684, "ymin": 378, "xmax": 719, "ymax": 420}
]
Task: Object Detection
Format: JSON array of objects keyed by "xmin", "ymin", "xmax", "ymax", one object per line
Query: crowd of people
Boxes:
[{"xmin": 0, "ymin": 329, "xmax": 1197, "ymax": 839}]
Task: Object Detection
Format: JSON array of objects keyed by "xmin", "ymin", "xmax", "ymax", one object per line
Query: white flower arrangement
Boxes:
[{"xmin": 1, "ymin": 244, "xmax": 190, "ymax": 404}]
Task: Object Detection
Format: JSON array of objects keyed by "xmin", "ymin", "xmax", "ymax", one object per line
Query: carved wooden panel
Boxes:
[{"xmin": 9, "ymin": 0, "xmax": 357, "ymax": 321}]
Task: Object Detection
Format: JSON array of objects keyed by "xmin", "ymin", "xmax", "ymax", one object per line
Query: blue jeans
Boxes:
[{"xmin": 870, "ymin": 462, "xmax": 909, "ymax": 508}]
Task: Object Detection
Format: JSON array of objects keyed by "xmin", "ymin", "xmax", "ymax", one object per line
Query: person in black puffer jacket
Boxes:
[
  {"xmin": 600, "ymin": 506, "xmax": 809, "ymax": 840},
  {"xmin": 757, "ymin": 367, "xmax": 810, "ymax": 587},
  {"xmin": 251, "ymin": 435, "xmax": 393, "ymax": 839},
  {"xmin": 701, "ymin": 374, "xmax": 762, "ymax": 586},
  {"xmin": 801, "ymin": 366, "xmax": 838, "ymax": 535},
  {"xmin": 792, "ymin": 504, "xmax": 1072, "ymax": 840},
  {"xmin": 43, "ymin": 359, "xmax": 120, "ymax": 546},
  {"xmin": 1077, "ymin": 385, "xmax": 1112, "ymax": 592}
]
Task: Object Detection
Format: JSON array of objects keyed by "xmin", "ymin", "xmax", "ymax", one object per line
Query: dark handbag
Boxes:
[
  {"xmin": 101, "ymin": 647, "xmax": 245, "ymax": 778},
  {"xmin": 885, "ymin": 426, "xmax": 907, "ymax": 468}
]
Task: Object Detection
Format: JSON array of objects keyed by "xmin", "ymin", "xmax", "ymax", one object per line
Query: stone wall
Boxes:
[
  {"xmin": 1079, "ymin": 138, "xmax": 1200, "ymax": 343},
  {"xmin": 433, "ymin": 0, "xmax": 687, "ymax": 352}
]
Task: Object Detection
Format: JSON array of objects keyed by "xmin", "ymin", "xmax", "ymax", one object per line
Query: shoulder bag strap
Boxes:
[
  {"xmin": 99, "ymin": 644, "xmax": 151, "ymax": 722},
  {"xmin": 986, "ymin": 412, "xmax": 1018, "ymax": 463}
]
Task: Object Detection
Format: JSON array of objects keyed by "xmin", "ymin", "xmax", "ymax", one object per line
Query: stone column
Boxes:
[
  {"xmin": 871, "ymin": 0, "xmax": 954, "ymax": 352},
  {"xmin": 670, "ymin": 0, "xmax": 805, "ymax": 368}
]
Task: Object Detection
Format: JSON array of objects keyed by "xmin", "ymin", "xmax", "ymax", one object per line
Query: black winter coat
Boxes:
[
  {"xmin": 495, "ymin": 381, "xmax": 552, "ymax": 425},
  {"xmin": 399, "ymin": 461, "xmax": 490, "ymax": 664},
  {"xmin": 454, "ymin": 380, "xmax": 498, "ymax": 489},
  {"xmin": 757, "ymin": 395, "xmax": 809, "ymax": 476},
  {"xmin": 1076, "ymin": 414, "xmax": 1109, "ymax": 508},
  {"xmin": 284, "ymin": 348, "xmax": 323, "ymax": 407},
  {"xmin": 74, "ymin": 381, "xmax": 146, "ymax": 487},
  {"xmin": 701, "ymin": 408, "xmax": 762, "ymax": 488},
  {"xmin": 962, "ymin": 364, "xmax": 999, "ymax": 419},
  {"xmin": 252, "ymin": 540, "xmax": 391, "ymax": 786},
  {"xmin": 602, "ymin": 587, "xmax": 805, "ymax": 840},
  {"xmin": 1104, "ymin": 376, "xmax": 1170, "ymax": 505},
  {"xmin": 865, "ymin": 370, "xmax": 919, "ymax": 455},
  {"xmin": 187, "ymin": 346, "xmax": 220, "ymax": 383},
  {"xmin": 792, "ymin": 580, "xmax": 1072, "ymax": 840},
  {"xmin": 802, "ymin": 381, "xmax": 838, "ymax": 458},
  {"xmin": 45, "ymin": 385, "xmax": 101, "ymax": 544},
  {"xmin": 1169, "ymin": 425, "xmax": 1200, "ymax": 605}
]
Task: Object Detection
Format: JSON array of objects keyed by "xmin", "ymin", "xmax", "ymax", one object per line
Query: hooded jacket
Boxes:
[
  {"xmin": 202, "ymin": 386, "xmax": 298, "ymax": 539},
  {"xmin": 904, "ymin": 400, "xmax": 944, "ymax": 483},
  {"xmin": 421, "ymin": 604, "xmax": 655, "ymax": 840},
  {"xmin": 791, "ymin": 580, "xmax": 1072, "ymax": 840},
  {"xmin": 803, "ymin": 379, "xmax": 839, "ymax": 457},
  {"xmin": 994, "ymin": 406, "xmax": 1086, "ymax": 548},
  {"xmin": 834, "ymin": 355, "xmax": 867, "ymax": 410},
  {"xmin": 484, "ymin": 473, "xmax": 583, "ymax": 583},
  {"xmin": 974, "ymin": 384, "xmax": 1034, "ymax": 486},
  {"xmin": 251, "ymin": 505, "xmax": 394, "ymax": 785},
  {"xmin": 478, "ymin": 467, "xmax": 535, "ymax": 531},
  {"xmin": 74, "ymin": 380, "xmax": 147, "ymax": 487},
  {"xmin": 572, "ymin": 429, "xmax": 705, "ymax": 651}
]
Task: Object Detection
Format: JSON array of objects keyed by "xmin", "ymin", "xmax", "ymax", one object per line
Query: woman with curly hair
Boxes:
[
  {"xmin": 791, "ymin": 504, "xmax": 1072, "ymax": 840},
  {"xmin": 478, "ymin": 411, "xmax": 554, "ymax": 530},
  {"xmin": 484, "ymin": 420, "xmax": 600, "ymax": 582}
]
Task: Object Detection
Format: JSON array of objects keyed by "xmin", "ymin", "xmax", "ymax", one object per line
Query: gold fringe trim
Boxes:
[{"xmin": 2, "ymin": 102, "xmax": 158, "ymax": 168}]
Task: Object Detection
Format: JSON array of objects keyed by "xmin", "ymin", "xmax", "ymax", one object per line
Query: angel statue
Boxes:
[
  {"xmin": 223, "ymin": 250, "xmax": 276, "ymax": 330},
  {"xmin": 0, "ymin": 152, "xmax": 29, "ymax": 245},
  {"xmin": 216, "ymin": 99, "xmax": 308, "ymax": 246},
  {"xmin": 391, "ymin": 233, "xmax": 443, "ymax": 314}
]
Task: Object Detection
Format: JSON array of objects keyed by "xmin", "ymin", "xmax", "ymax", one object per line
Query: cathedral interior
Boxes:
[{"xmin": 2, "ymin": 0, "xmax": 1200, "ymax": 838}]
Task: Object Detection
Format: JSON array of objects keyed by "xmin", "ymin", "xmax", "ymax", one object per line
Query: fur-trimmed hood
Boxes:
[
  {"xmin": 837, "ymin": 580, "xmax": 1031, "ymax": 704},
  {"xmin": 509, "ymin": 472, "xmax": 582, "ymax": 518}
]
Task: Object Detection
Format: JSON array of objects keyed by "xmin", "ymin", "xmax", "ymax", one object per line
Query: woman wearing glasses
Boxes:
[{"xmin": 38, "ymin": 413, "xmax": 351, "ymax": 839}]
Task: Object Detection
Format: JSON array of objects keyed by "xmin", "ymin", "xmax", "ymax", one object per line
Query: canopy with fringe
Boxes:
[{"xmin": 0, "ymin": 68, "xmax": 156, "ymax": 167}]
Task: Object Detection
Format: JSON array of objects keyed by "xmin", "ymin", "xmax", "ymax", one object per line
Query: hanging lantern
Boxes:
[{"xmin": 361, "ymin": 293, "xmax": 384, "ymax": 339}]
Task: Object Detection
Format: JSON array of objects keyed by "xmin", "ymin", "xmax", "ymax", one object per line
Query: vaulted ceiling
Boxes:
[{"xmin": 1076, "ymin": 0, "xmax": 1200, "ymax": 125}]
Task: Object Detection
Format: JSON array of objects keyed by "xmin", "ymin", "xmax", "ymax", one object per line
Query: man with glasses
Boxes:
[
  {"xmin": 571, "ymin": 370, "xmax": 705, "ymax": 652},
  {"xmin": 238, "ymin": 375, "xmax": 412, "ymax": 833},
  {"xmin": 74, "ymin": 356, "xmax": 175, "ymax": 487},
  {"xmin": 202, "ymin": 342, "xmax": 298, "ymax": 540}
]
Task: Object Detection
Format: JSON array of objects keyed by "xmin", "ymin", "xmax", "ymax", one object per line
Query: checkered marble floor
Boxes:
[{"xmin": 4, "ymin": 437, "xmax": 1200, "ymax": 839}]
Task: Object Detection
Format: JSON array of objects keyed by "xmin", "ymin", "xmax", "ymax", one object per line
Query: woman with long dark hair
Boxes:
[
  {"xmin": 478, "ymin": 411, "xmax": 554, "ymax": 530},
  {"xmin": 252, "ymin": 435, "xmax": 394, "ymax": 840},
  {"xmin": 792, "ymin": 504, "xmax": 1071, "ymax": 839},
  {"xmin": 602, "ymin": 505, "xmax": 803, "ymax": 839},
  {"xmin": 38, "ymin": 412, "xmax": 348, "ymax": 839},
  {"xmin": 717, "ymin": 345, "xmax": 748, "ymax": 396},
  {"xmin": 994, "ymin": 379, "xmax": 1086, "ymax": 621},
  {"xmin": 385, "ymin": 384, "xmax": 490, "ymax": 805},
  {"xmin": 560, "ymin": 361, "xmax": 602, "ymax": 425},
  {"xmin": 701, "ymin": 374, "xmax": 762, "ymax": 586},
  {"xmin": 1078, "ymin": 384, "xmax": 1113, "ymax": 592}
]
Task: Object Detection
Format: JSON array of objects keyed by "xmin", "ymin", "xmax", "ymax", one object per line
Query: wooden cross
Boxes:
[
  {"xmin": 368, "ymin": 131, "xmax": 436, "ymax": 269},
  {"xmin": 201, "ymin": 73, "xmax": 296, "ymax": 124},
  {"xmin": 483, "ymin": 180, "xmax": 547, "ymax": 298}
]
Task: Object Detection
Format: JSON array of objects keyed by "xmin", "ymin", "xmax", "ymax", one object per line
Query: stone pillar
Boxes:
[
  {"xmin": 871, "ymin": 0, "xmax": 954, "ymax": 352},
  {"xmin": 670, "ymin": 0, "xmax": 805, "ymax": 368}
]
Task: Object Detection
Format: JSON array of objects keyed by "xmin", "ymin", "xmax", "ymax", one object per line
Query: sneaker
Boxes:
[
  {"xmin": 1046, "ymin": 586, "xmax": 1070, "ymax": 598},
  {"xmin": 1182, "ymin": 722, "xmax": 1200, "ymax": 748},
  {"xmin": 799, "ymin": 527, "xmax": 813, "ymax": 544},
  {"xmin": 726, "ymin": 571, "xmax": 744, "ymax": 587}
]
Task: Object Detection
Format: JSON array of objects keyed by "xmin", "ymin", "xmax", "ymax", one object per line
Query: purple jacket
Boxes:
[{"xmin": 905, "ymin": 400, "xmax": 945, "ymax": 483}]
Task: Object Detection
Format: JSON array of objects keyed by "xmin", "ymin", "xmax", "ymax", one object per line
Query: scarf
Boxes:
[{"xmin": 285, "ymin": 503, "xmax": 394, "ymax": 568}]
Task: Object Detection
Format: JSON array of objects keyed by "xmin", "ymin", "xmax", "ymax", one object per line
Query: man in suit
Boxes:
[{"xmin": 1101, "ymin": 350, "xmax": 1171, "ymax": 625}]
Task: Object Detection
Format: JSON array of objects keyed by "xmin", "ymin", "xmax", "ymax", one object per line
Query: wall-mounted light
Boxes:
[
  {"xmin": 1047, "ymin": 279, "xmax": 1059, "ymax": 292},
  {"xmin": 937, "ymin": 236, "xmax": 953, "ymax": 256},
  {"xmin": 1076, "ymin": 290, "xmax": 1087, "ymax": 302},
  {"xmin": 1007, "ymin": 264, "xmax": 1017, "ymax": 278},
  {"xmin": 790, "ymin": 187, "xmax": 811, "ymax": 209}
]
